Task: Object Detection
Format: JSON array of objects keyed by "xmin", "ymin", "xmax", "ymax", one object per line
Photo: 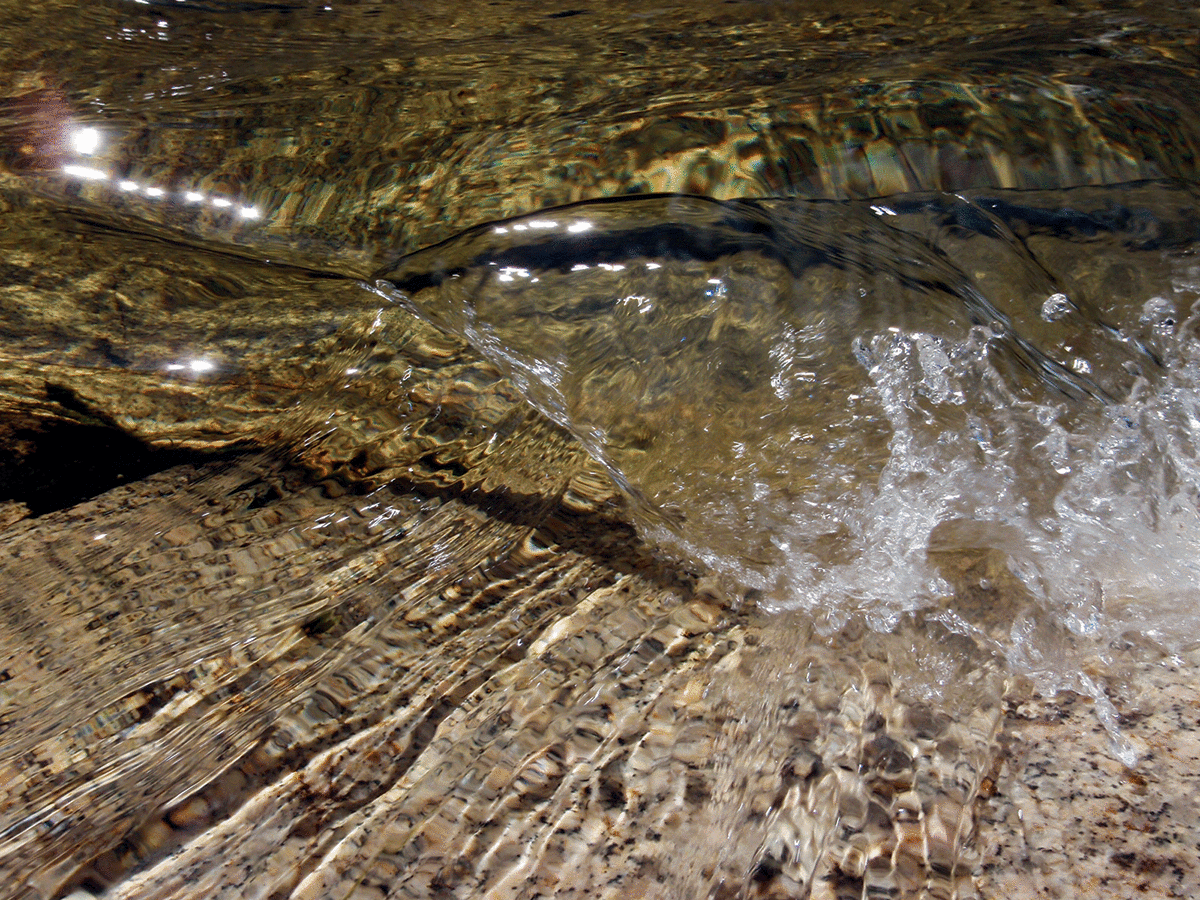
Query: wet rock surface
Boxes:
[
  {"xmin": 977, "ymin": 658, "xmax": 1200, "ymax": 900},
  {"xmin": 4, "ymin": 444, "xmax": 1197, "ymax": 899},
  {"xmin": 0, "ymin": 453, "xmax": 1002, "ymax": 900}
]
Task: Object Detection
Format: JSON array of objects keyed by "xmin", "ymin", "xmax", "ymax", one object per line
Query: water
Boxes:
[
  {"xmin": 2, "ymin": 1, "xmax": 1200, "ymax": 897},
  {"xmin": 368, "ymin": 184, "xmax": 1200, "ymax": 731}
]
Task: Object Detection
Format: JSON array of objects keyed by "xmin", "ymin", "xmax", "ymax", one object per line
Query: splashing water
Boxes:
[{"xmin": 371, "ymin": 183, "xmax": 1200, "ymax": 726}]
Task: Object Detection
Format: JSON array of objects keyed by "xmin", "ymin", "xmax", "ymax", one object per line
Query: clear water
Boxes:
[
  {"xmin": 371, "ymin": 184, "xmax": 1200, "ymax": 731},
  {"xmin": 2, "ymin": 0, "xmax": 1200, "ymax": 896}
]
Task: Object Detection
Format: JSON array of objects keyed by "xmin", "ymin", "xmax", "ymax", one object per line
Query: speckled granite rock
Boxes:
[
  {"xmin": 0, "ymin": 456, "xmax": 1003, "ymax": 900},
  {"xmin": 977, "ymin": 654, "xmax": 1200, "ymax": 900},
  {"xmin": 7, "ymin": 450, "xmax": 1199, "ymax": 900}
]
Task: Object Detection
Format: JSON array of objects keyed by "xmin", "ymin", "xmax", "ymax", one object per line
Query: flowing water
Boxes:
[{"xmin": 2, "ymin": 1, "xmax": 1200, "ymax": 898}]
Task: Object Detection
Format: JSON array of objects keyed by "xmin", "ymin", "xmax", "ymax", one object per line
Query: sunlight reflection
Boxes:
[
  {"xmin": 69, "ymin": 126, "xmax": 101, "ymax": 156},
  {"xmin": 164, "ymin": 359, "xmax": 216, "ymax": 374},
  {"xmin": 54, "ymin": 114, "xmax": 263, "ymax": 228},
  {"xmin": 61, "ymin": 164, "xmax": 107, "ymax": 181}
]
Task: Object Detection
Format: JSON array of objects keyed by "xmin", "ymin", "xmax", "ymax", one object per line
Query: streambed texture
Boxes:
[{"xmin": 3, "ymin": 1, "xmax": 1200, "ymax": 898}]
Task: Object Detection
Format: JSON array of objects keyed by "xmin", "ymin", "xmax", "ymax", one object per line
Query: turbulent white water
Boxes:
[{"xmin": 377, "ymin": 185, "xmax": 1200, "ymax": 734}]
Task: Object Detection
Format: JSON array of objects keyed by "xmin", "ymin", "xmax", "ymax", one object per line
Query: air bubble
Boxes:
[{"xmin": 1041, "ymin": 293, "xmax": 1072, "ymax": 322}]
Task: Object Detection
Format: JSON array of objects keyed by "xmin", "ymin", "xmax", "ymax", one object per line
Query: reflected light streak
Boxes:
[
  {"xmin": 61, "ymin": 164, "xmax": 107, "ymax": 181},
  {"xmin": 55, "ymin": 115, "xmax": 263, "ymax": 226},
  {"xmin": 61, "ymin": 160, "xmax": 261, "ymax": 219},
  {"xmin": 499, "ymin": 265, "xmax": 532, "ymax": 283},
  {"xmin": 69, "ymin": 126, "xmax": 102, "ymax": 156},
  {"xmin": 164, "ymin": 359, "xmax": 216, "ymax": 374}
]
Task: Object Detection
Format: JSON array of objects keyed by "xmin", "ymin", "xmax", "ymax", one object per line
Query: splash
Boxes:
[{"xmin": 373, "ymin": 183, "xmax": 1200, "ymax": 718}]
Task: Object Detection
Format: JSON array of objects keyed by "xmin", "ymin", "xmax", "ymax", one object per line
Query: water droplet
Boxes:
[{"xmin": 1041, "ymin": 293, "xmax": 1072, "ymax": 322}]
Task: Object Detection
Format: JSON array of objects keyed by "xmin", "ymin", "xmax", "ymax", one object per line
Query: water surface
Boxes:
[{"xmin": 2, "ymin": 1, "xmax": 1200, "ymax": 897}]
